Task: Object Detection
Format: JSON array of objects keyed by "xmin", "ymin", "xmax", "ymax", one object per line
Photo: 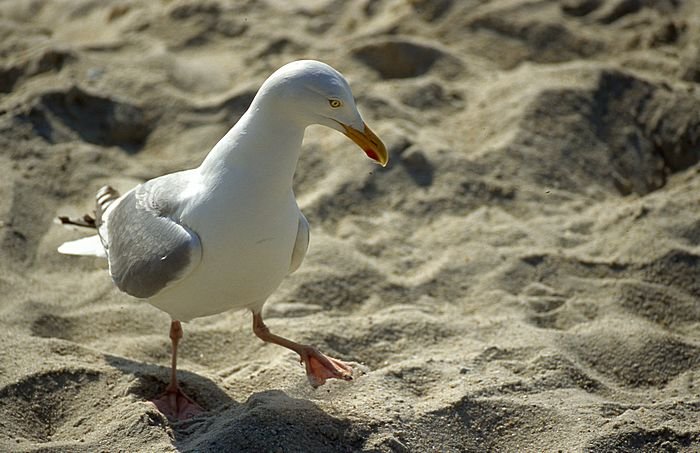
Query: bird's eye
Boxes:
[{"xmin": 329, "ymin": 99, "xmax": 342, "ymax": 108}]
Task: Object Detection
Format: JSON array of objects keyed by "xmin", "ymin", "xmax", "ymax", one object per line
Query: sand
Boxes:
[{"xmin": 1, "ymin": 0, "xmax": 699, "ymax": 451}]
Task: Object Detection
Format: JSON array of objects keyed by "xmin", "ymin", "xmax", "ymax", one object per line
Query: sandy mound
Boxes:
[{"xmin": 1, "ymin": 0, "xmax": 699, "ymax": 451}]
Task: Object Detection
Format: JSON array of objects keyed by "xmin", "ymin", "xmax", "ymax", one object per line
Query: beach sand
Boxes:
[{"xmin": 1, "ymin": 0, "xmax": 699, "ymax": 451}]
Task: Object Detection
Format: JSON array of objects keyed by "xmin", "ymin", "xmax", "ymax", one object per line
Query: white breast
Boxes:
[
  {"xmin": 148, "ymin": 175, "xmax": 300, "ymax": 321},
  {"xmin": 146, "ymin": 95, "xmax": 306, "ymax": 322}
]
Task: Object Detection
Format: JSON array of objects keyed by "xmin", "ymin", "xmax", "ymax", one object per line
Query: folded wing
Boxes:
[{"xmin": 100, "ymin": 174, "xmax": 202, "ymax": 299}]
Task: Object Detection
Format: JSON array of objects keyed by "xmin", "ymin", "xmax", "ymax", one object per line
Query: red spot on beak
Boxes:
[{"xmin": 364, "ymin": 148, "xmax": 379, "ymax": 162}]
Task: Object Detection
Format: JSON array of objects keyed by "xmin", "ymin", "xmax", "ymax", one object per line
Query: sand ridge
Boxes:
[{"xmin": 0, "ymin": 0, "xmax": 699, "ymax": 451}]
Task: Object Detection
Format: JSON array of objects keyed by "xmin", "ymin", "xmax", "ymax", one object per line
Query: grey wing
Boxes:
[
  {"xmin": 100, "ymin": 173, "xmax": 202, "ymax": 299},
  {"xmin": 289, "ymin": 213, "xmax": 309, "ymax": 274}
]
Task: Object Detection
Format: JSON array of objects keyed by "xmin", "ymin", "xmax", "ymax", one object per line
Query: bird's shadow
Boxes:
[{"xmin": 104, "ymin": 355, "xmax": 368, "ymax": 452}]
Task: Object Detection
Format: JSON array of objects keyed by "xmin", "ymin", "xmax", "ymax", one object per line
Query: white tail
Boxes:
[{"xmin": 57, "ymin": 235, "xmax": 106, "ymax": 258}]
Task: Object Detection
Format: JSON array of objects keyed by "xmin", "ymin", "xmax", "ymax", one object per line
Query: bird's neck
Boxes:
[{"xmin": 199, "ymin": 104, "xmax": 305, "ymax": 195}]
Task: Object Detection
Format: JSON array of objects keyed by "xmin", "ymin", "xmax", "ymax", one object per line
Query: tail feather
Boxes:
[
  {"xmin": 57, "ymin": 185, "xmax": 121, "ymax": 259},
  {"xmin": 57, "ymin": 185, "xmax": 121, "ymax": 229},
  {"xmin": 95, "ymin": 185, "xmax": 120, "ymax": 227},
  {"xmin": 57, "ymin": 235, "xmax": 106, "ymax": 257}
]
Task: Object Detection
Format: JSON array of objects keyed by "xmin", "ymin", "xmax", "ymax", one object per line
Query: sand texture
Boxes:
[{"xmin": 1, "ymin": 0, "xmax": 700, "ymax": 451}]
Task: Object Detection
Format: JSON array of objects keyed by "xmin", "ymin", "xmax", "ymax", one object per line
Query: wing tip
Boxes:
[{"xmin": 57, "ymin": 235, "xmax": 106, "ymax": 258}]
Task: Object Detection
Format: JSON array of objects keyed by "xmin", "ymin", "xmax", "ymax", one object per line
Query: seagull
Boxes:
[{"xmin": 57, "ymin": 60, "xmax": 388, "ymax": 420}]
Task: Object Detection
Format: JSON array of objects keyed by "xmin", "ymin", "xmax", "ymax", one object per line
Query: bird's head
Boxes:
[{"xmin": 257, "ymin": 60, "xmax": 388, "ymax": 167}]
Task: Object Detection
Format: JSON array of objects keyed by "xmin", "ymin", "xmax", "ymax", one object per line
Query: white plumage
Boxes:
[{"xmin": 57, "ymin": 60, "xmax": 388, "ymax": 419}]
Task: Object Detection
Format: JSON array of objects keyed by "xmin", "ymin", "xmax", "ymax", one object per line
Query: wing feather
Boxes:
[{"xmin": 100, "ymin": 173, "xmax": 202, "ymax": 299}]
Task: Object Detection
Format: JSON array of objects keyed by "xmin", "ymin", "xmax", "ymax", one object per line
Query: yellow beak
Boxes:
[{"xmin": 341, "ymin": 122, "xmax": 389, "ymax": 167}]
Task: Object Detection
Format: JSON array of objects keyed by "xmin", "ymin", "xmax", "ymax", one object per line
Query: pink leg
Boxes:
[
  {"xmin": 252, "ymin": 312, "xmax": 353, "ymax": 388},
  {"xmin": 150, "ymin": 320, "xmax": 204, "ymax": 420}
]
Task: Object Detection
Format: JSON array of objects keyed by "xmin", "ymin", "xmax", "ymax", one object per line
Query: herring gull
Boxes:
[{"xmin": 57, "ymin": 60, "xmax": 388, "ymax": 420}]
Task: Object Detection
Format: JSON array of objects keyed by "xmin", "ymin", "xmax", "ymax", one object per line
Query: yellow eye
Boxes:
[{"xmin": 329, "ymin": 99, "xmax": 342, "ymax": 108}]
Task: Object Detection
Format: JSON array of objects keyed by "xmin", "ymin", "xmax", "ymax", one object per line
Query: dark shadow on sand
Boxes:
[
  {"xmin": 175, "ymin": 389, "xmax": 370, "ymax": 452},
  {"xmin": 105, "ymin": 354, "xmax": 236, "ymax": 413},
  {"xmin": 104, "ymin": 356, "xmax": 369, "ymax": 452}
]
